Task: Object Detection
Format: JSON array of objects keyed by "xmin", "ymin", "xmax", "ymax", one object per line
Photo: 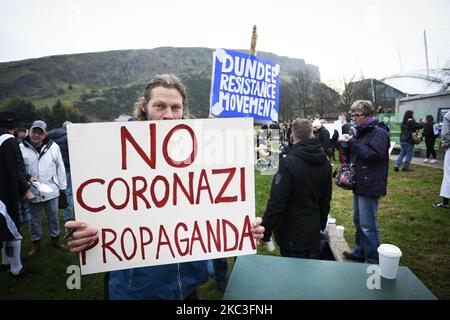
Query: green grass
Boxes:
[
  {"xmin": 331, "ymin": 160, "xmax": 450, "ymax": 300},
  {"xmin": 1, "ymin": 162, "xmax": 448, "ymax": 299}
]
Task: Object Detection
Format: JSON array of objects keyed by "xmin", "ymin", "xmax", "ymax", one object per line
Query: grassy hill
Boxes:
[{"xmin": 0, "ymin": 47, "xmax": 320, "ymax": 121}]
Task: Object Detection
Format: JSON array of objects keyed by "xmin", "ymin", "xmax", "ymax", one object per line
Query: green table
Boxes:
[{"xmin": 223, "ymin": 254, "xmax": 437, "ymax": 300}]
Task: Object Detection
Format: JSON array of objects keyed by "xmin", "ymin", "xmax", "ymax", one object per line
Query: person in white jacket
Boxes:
[
  {"xmin": 20, "ymin": 120, "xmax": 68, "ymax": 256},
  {"xmin": 433, "ymin": 111, "xmax": 450, "ymax": 209}
]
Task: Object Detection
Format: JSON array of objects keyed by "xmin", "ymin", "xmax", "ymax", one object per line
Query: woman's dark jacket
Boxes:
[
  {"xmin": 422, "ymin": 122, "xmax": 437, "ymax": 139},
  {"xmin": 346, "ymin": 118, "xmax": 390, "ymax": 198}
]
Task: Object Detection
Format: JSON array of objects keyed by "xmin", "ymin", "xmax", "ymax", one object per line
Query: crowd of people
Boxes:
[{"xmin": 1, "ymin": 74, "xmax": 448, "ymax": 300}]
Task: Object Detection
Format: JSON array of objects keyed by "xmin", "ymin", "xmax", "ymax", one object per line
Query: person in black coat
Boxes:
[
  {"xmin": 312, "ymin": 119, "xmax": 332, "ymax": 157},
  {"xmin": 262, "ymin": 118, "xmax": 332, "ymax": 259},
  {"xmin": 47, "ymin": 121, "xmax": 74, "ymax": 222},
  {"xmin": 421, "ymin": 115, "xmax": 438, "ymax": 163},
  {"xmin": 0, "ymin": 112, "xmax": 34, "ymax": 276}
]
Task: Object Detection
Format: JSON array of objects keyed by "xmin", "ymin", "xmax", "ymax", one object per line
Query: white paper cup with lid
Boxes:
[
  {"xmin": 377, "ymin": 244, "xmax": 402, "ymax": 279},
  {"xmin": 336, "ymin": 225, "xmax": 345, "ymax": 237}
]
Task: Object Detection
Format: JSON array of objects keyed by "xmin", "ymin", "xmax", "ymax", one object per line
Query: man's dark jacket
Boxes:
[
  {"xmin": 262, "ymin": 138, "xmax": 332, "ymax": 251},
  {"xmin": 314, "ymin": 126, "xmax": 332, "ymax": 156},
  {"xmin": 47, "ymin": 127, "xmax": 70, "ymax": 171}
]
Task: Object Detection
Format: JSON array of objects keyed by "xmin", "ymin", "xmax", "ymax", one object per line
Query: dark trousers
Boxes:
[
  {"xmin": 425, "ymin": 137, "xmax": 437, "ymax": 159},
  {"xmin": 280, "ymin": 247, "xmax": 320, "ymax": 259},
  {"xmin": 212, "ymin": 258, "xmax": 228, "ymax": 283}
]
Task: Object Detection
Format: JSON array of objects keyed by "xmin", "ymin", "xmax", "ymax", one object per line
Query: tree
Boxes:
[
  {"xmin": 291, "ymin": 69, "xmax": 315, "ymax": 118},
  {"xmin": 339, "ymin": 75, "xmax": 357, "ymax": 114},
  {"xmin": 0, "ymin": 96, "xmax": 40, "ymax": 128},
  {"xmin": 310, "ymin": 82, "xmax": 341, "ymax": 119},
  {"xmin": 278, "ymin": 80, "xmax": 296, "ymax": 122},
  {"xmin": 49, "ymin": 99, "xmax": 66, "ymax": 129}
]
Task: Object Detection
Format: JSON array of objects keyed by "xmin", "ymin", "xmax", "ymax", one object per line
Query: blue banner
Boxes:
[{"xmin": 209, "ymin": 49, "xmax": 280, "ymax": 122}]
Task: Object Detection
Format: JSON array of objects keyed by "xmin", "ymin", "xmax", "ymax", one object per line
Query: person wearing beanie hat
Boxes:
[
  {"xmin": 312, "ymin": 119, "xmax": 321, "ymax": 130},
  {"xmin": 313, "ymin": 119, "xmax": 332, "ymax": 157}
]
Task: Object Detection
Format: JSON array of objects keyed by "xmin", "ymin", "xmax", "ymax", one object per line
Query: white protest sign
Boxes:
[
  {"xmin": 323, "ymin": 121, "xmax": 342, "ymax": 137},
  {"xmin": 68, "ymin": 118, "xmax": 255, "ymax": 275}
]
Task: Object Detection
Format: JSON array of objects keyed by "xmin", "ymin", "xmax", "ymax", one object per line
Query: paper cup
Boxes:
[
  {"xmin": 265, "ymin": 239, "xmax": 275, "ymax": 252},
  {"xmin": 377, "ymin": 244, "xmax": 402, "ymax": 279},
  {"xmin": 327, "ymin": 217, "xmax": 336, "ymax": 225},
  {"xmin": 336, "ymin": 225, "xmax": 345, "ymax": 237}
]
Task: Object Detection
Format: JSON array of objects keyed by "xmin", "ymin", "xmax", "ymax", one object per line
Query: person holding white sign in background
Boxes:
[
  {"xmin": 421, "ymin": 115, "xmax": 438, "ymax": 164},
  {"xmin": 65, "ymin": 74, "xmax": 265, "ymax": 300}
]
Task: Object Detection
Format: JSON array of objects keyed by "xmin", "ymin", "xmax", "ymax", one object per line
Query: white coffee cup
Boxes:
[
  {"xmin": 327, "ymin": 217, "xmax": 336, "ymax": 224},
  {"xmin": 265, "ymin": 238, "xmax": 275, "ymax": 252},
  {"xmin": 377, "ymin": 244, "xmax": 402, "ymax": 279},
  {"xmin": 336, "ymin": 225, "xmax": 345, "ymax": 238}
]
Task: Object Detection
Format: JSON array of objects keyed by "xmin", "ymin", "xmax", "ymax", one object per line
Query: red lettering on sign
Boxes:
[
  {"xmin": 121, "ymin": 124, "xmax": 156, "ymax": 170},
  {"xmin": 80, "ymin": 238, "xmax": 99, "ymax": 265},
  {"xmin": 139, "ymin": 227, "xmax": 153, "ymax": 260},
  {"xmin": 239, "ymin": 215, "xmax": 255, "ymax": 250},
  {"xmin": 102, "ymin": 228, "xmax": 122, "ymax": 263},
  {"xmin": 76, "ymin": 166, "xmax": 246, "ymax": 212},
  {"xmin": 206, "ymin": 219, "xmax": 221, "ymax": 252},
  {"xmin": 162, "ymin": 124, "xmax": 197, "ymax": 168},
  {"xmin": 189, "ymin": 221, "xmax": 207, "ymax": 255},
  {"xmin": 240, "ymin": 167, "xmax": 246, "ymax": 201},
  {"xmin": 132, "ymin": 176, "xmax": 151, "ymax": 210},
  {"xmin": 196, "ymin": 169, "xmax": 214, "ymax": 204},
  {"xmin": 174, "ymin": 222, "xmax": 189, "ymax": 256},
  {"xmin": 212, "ymin": 168, "xmax": 237, "ymax": 203},
  {"xmin": 107, "ymin": 178, "xmax": 130, "ymax": 210},
  {"xmin": 121, "ymin": 227, "xmax": 137, "ymax": 260},
  {"xmin": 150, "ymin": 175, "xmax": 170, "ymax": 208},
  {"xmin": 76, "ymin": 178, "xmax": 106, "ymax": 212},
  {"xmin": 93, "ymin": 215, "xmax": 255, "ymax": 265},
  {"xmin": 156, "ymin": 225, "xmax": 175, "ymax": 259},
  {"xmin": 222, "ymin": 219, "xmax": 239, "ymax": 252},
  {"xmin": 173, "ymin": 172, "xmax": 194, "ymax": 205}
]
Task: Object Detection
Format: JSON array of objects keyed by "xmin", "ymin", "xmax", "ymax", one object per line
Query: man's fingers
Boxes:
[
  {"xmin": 72, "ymin": 228, "xmax": 98, "ymax": 241},
  {"xmin": 68, "ymin": 235, "xmax": 98, "ymax": 253},
  {"xmin": 252, "ymin": 217, "xmax": 262, "ymax": 227},
  {"xmin": 64, "ymin": 220, "xmax": 86, "ymax": 229}
]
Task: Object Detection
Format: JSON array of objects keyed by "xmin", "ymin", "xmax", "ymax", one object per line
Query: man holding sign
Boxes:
[{"xmin": 65, "ymin": 74, "xmax": 265, "ymax": 300}]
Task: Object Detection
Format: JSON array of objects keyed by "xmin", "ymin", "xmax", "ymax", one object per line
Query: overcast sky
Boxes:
[{"xmin": 1, "ymin": 0, "xmax": 450, "ymax": 87}]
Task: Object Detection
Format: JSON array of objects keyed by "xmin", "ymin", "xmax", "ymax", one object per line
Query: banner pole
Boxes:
[{"xmin": 250, "ymin": 25, "xmax": 258, "ymax": 56}]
